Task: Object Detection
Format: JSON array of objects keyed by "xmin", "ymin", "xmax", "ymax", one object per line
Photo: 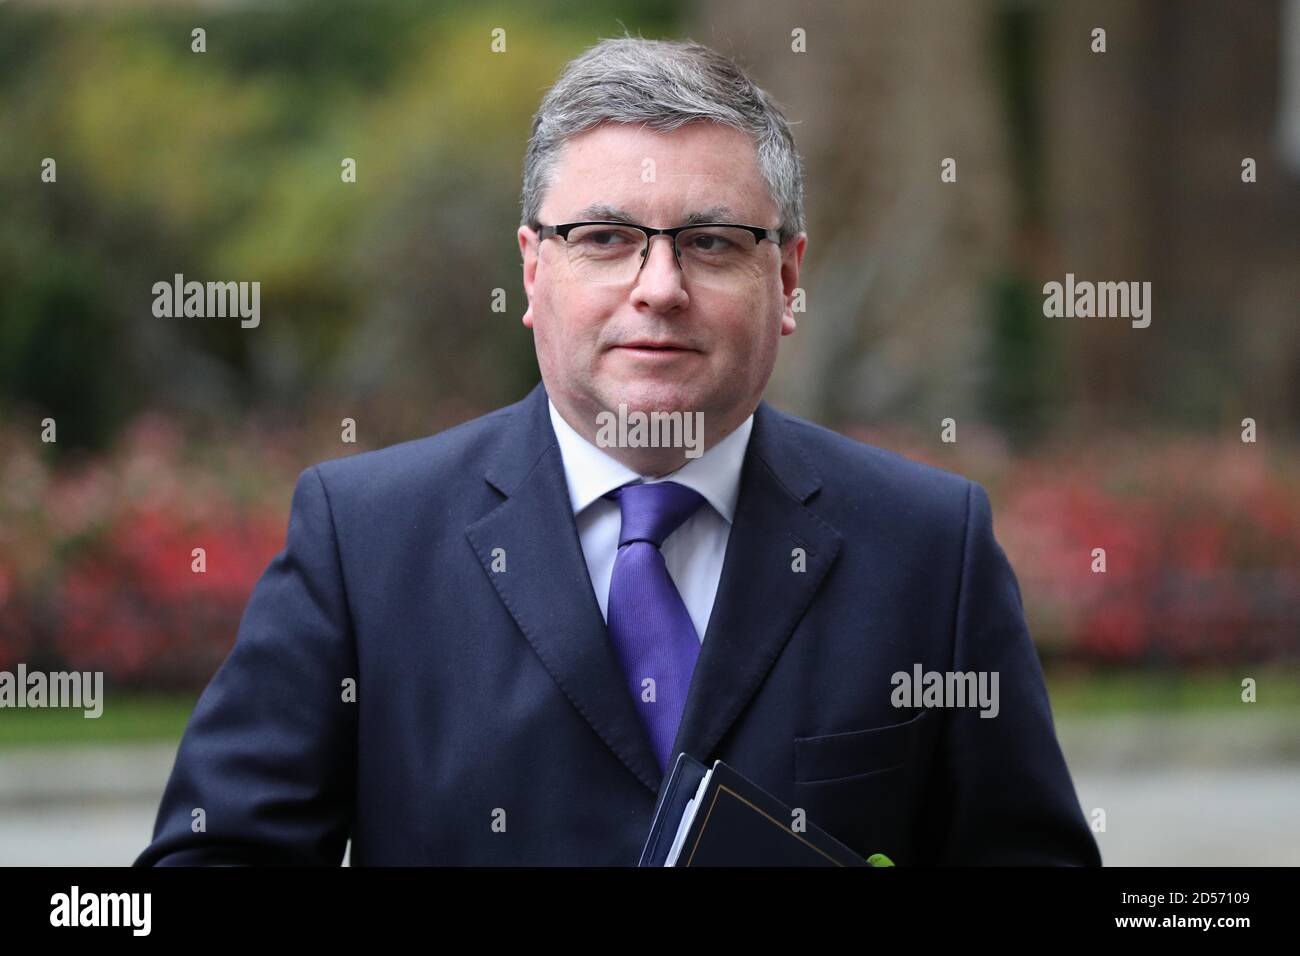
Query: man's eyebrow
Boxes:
[
  {"xmin": 570, "ymin": 203, "xmax": 740, "ymax": 225},
  {"xmin": 680, "ymin": 205, "xmax": 737, "ymax": 225},
  {"xmin": 574, "ymin": 203, "xmax": 638, "ymax": 222}
]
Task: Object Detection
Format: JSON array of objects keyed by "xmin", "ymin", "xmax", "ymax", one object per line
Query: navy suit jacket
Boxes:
[{"xmin": 136, "ymin": 381, "xmax": 1100, "ymax": 866}]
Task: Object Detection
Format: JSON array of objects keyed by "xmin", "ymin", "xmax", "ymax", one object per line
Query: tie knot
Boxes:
[{"xmin": 606, "ymin": 480, "xmax": 706, "ymax": 548}]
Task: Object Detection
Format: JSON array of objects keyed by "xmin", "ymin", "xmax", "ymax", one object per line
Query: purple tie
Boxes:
[{"xmin": 604, "ymin": 480, "xmax": 707, "ymax": 774}]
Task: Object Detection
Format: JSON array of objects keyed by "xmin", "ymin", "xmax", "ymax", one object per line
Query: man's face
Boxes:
[{"xmin": 519, "ymin": 121, "xmax": 805, "ymax": 446}]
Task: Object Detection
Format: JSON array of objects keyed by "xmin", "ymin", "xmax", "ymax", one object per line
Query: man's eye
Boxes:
[
  {"xmin": 687, "ymin": 233, "xmax": 736, "ymax": 252},
  {"xmin": 576, "ymin": 230, "xmax": 633, "ymax": 246}
]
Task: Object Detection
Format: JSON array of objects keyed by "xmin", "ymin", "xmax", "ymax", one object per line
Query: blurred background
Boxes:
[{"xmin": 0, "ymin": 0, "xmax": 1297, "ymax": 865}]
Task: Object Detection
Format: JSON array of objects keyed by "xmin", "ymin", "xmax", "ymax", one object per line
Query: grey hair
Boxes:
[{"xmin": 520, "ymin": 35, "xmax": 805, "ymax": 243}]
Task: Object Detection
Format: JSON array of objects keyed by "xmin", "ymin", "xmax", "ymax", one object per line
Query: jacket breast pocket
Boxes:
[{"xmin": 794, "ymin": 710, "xmax": 931, "ymax": 784}]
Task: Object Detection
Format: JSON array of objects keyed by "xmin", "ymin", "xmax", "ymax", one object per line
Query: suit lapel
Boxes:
[
  {"xmin": 465, "ymin": 383, "xmax": 663, "ymax": 793},
  {"xmin": 666, "ymin": 401, "xmax": 843, "ymax": 786}
]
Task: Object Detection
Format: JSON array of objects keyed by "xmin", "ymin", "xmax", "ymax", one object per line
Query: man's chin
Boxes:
[{"xmin": 599, "ymin": 383, "xmax": 705, "ymax": 418}]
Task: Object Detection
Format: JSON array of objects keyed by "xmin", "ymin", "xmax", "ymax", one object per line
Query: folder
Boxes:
[{"xmin": 638, "ymin": 752, "xmax": 871, "ymax": 866}]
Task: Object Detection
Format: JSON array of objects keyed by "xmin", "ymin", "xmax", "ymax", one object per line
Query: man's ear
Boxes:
[
  {"xmin": 780, "ymin": 232, "xmax": 807, "ymax": 336},
  {"xmin": 518, "ymin": 225, "xmax": 538, "ymax": 329}
]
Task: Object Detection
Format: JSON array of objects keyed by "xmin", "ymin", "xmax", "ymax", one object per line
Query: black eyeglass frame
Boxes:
[{"xmin": 535, "ymin": 220, "xmax": 783, "ymax": 271}]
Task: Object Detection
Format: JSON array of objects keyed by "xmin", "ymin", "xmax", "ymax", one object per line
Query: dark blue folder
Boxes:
[{"xmin": 639, "ymin": 753, "xmax": 870, "ymax": 866}]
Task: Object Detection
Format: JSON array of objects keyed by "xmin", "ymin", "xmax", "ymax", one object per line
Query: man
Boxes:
[{"xmin": 136, "ymin": 37, "xmax": 1100, "ymax": 866}]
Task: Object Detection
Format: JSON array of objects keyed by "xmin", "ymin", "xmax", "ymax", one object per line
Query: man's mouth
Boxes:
[{"xmin": 614, "ymin": 341, "xmax": 698, "ymax": 353}]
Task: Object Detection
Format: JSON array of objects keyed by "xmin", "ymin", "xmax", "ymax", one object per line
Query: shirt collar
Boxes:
[{"xmin": 547, "ymin": 398, "xmax": 754, "ymax": 524}]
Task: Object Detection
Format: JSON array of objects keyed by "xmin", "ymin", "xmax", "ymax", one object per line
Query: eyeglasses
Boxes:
[{"xmin": 536, "ymin": 220, "xmax": 783, "ymax": 290}]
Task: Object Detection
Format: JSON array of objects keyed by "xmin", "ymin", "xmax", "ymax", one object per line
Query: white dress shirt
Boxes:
[{"xmin": 547, "ymin": 399, "xmax": 754, "ymax": 643}]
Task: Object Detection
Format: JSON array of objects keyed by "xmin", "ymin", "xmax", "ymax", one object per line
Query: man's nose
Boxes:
[{"xmin": 632, "ymin": 235, "xmax": 688, "ymax": 304}]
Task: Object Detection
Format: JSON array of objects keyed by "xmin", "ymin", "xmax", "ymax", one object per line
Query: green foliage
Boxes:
[
  {"xmin": 0, "ymin": 0, "xmax": 682, "ymax": 451},
  {"xmin": 981, "ymin": 273, "xmax": 1059, "ymax": 448},
  {"xmin": 0, "ymin": 693, "xmax": 198, "ymax": 748},
  {"xmin": 0, "ymin": 236, "xmax": 126, "ymax": 450}
]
